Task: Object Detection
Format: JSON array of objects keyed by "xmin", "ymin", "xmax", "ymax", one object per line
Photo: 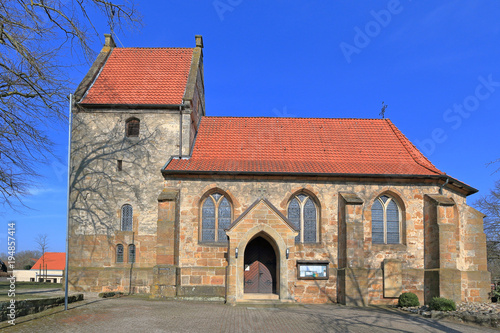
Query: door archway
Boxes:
[{"xmin": 244, "ymin": 236, "xmax": 277, "ymax": 294}]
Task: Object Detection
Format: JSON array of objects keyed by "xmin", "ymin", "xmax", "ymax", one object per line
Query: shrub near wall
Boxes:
[
  {"xmin": 429, "ymin": 297, "xmax": 456, "ymax": 311},
  {"xmin": 0, "ymin": 294, "xmax": 84, "ymax": 321},
  {"xmin": 398, "ymin": 292, "xmax": 420, "ymax": 308}
]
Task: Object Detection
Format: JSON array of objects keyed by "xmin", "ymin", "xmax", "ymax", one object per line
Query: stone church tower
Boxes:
[
  {"xmin": 68, "ymin": 34, "xmax": 490, "ymax": 305},
  {"xmin": 68, "ymin": 34, "xmax": 204, "ymax": 293}
]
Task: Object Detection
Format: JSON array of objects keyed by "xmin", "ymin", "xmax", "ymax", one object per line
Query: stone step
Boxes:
[
  {"xmin": 235, "ymin": 293, "xmax": 300, "ymax": 307},
  {"xmin": 242, "ymin": 293, "xmax": 280, "ymax": 300}
]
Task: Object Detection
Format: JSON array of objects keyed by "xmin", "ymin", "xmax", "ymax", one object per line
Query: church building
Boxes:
[{"xmin": 68, "ymin": 34, "xmax": 490, "ymax": 305}]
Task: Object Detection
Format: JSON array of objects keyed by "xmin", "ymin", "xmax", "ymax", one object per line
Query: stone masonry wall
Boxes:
[
  {"xmin": 166, "ymin": 176, "xmax": 489, "ymax": 305},
  {"xmin": 68, "ymin": 109, "xmax": 189, "ymax": 292},
  {"xmin": 67, "ymin": 106, "xmax": 488, "ymax": 302}
]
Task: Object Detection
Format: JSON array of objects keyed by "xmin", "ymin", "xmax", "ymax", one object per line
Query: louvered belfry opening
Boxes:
[
  {"xmin": 244, "ymin": 237, "xmax": 277, "ymax": 294},
  {"xmin": 126, "ymin": 118, "xmax": 140, "ymax": 137}
]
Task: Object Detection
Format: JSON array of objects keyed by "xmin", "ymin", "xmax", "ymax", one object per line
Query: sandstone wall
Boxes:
[
  {"xmin": 68, "ymin": 120, "xmax": 489, "ymax": 304},
  {"xmin": 165, "ymin": 176, "xmax": 488, "ymax": 304}
]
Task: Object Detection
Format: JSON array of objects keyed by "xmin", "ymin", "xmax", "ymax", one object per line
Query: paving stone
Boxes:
[{"xmin": 2, "ymin": 296, "xmax": 500, "ymax": 333}]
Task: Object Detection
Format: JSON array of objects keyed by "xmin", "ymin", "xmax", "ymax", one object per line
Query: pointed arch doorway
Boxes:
[{"xmin": 244, "ymin": 236, "xmax": 278, "ymax": 294}]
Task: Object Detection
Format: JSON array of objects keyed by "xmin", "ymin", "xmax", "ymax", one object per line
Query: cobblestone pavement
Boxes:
[{"xmin": 1, "ymin": 296, "xmax": 499, "ymax": 333}]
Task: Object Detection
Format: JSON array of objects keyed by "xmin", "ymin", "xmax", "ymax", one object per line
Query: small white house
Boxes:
[{"xmin": 13, "ymin": 252, "xmax": 65, "ymax": 283}]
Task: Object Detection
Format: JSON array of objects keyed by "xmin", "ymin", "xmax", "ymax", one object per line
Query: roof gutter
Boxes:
[
  {"xmin": 77, "ymin": 103, "xmax": 188, "ymax": 110},
  {"xmin": 160, "ymin": 166, "xmax": 477, "ymax": 196}
]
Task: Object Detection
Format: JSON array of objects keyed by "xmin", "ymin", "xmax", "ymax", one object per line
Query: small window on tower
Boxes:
[
  {"xmin": 126, "ymin": 118, "xmax": 140, "ymax": 137},
  {"xmin": 117, "ymin": 160, "xmax": 122, "ymax": 171},
  {"xmin": 116, "ymin": 244, "xmax": 124, "ymax": 263},
  {"xmin": 128, "ymin": 244, "xmax": 136, "ymax": 263}
]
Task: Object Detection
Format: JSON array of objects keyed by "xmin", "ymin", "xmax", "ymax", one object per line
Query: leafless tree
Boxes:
[
  {"xmin": 0, "ymin": 0, "xmax": 140, "ymax": 209},
  {"xmin": 474, "ymin": 180, "xmax": 500, "ymax": 281},
  {"xmin": 489, "ymin": 159, "xmax": 500, "ymax": 175},
  {"xmin": 34, "ymin": 233, "xmax": 49, "ymax": 281},
  {"xmin": 0, "ymin": 250, "xmax": 42, "ymax": 270},
  {"xmin": 475, "ymin": 181, "xmax": 500, "ymax": 241}
]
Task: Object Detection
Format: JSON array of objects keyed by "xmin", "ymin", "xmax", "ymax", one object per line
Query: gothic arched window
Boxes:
[
  {"xmin": 128, "ymin": 244, "xmax": 136, "ymax": 263},
  {"xmin": 201, "ymin": 192, "xmax": 232, "ymax": 243},
  {"xmin": 126, "ymin": 118, "xmax": 140, "ymax": 137},
  {"xmin": 372, "ymin": 195, "xmax": 401, "ymax": 244},
  {"xmin": 121, "ymin": 204, "xmax": 133, "ymax": 231},
  {"xmin": 287, "ymin": 194, "xmax": 318, "ymax": 243},
  {"xmin": 116, "ymin": 244, "xmax": 124, "ymax": 263}
]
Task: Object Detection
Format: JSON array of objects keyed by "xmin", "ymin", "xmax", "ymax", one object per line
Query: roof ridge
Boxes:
[
  {"xmin": 115, "ymin": 47, "xmax": 194, "ymax": 50},
  {"xmin": 385, "ymin": 119, "xmax": 442, "ymax": 175},
  {"xmin": 203, "ymin": 116, "xmax": 389, "ymax": 120}
]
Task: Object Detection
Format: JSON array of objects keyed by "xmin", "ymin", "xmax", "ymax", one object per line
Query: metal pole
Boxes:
[{"xmin": 64, "ymin": 94, "xmax": 73, "ymax": 310}]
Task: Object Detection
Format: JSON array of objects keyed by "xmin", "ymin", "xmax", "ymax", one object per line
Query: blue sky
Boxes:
[{"xmin": 2, "ymin": 0, "xmax": 500, "ymax": 253}]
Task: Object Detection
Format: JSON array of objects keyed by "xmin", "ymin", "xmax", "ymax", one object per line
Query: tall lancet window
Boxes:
[
  {"xmin": 201, "ymin": 192, "xmax": 232, "ymax": 243},
  {"xmin": 372, "ymin": 195, "xmax": 401, "ymax": 244},
  {"xmin": 121, "ymin": 204, "xmax": 133, "ymax": 231},
  {"xmin": 288, "ymin": 194, "xmax": 318, "ymax": 243}
]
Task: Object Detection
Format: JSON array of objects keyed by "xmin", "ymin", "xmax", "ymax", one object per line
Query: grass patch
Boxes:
[
  {"xmin": 0, "ymin": 281, "xmax": 62, "ymax": 301},
  {"xmin": 0, "ymin": 294, "xmax": 54, "ymax": 301},
  {"xmin": 0, "ymin": 281, "xmax": 62, "ymax": 291}
]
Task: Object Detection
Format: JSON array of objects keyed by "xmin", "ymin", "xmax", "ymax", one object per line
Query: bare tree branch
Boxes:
[
  {"xmin": 474, "ymin": 180, "xmax": 500, "ymax": 281},
  {"xmin": 34, "ymin": 233, "xmax": 49, "ymax": 281},
  {"xmin": 35, "ymin": 233, "xmax": 49, "ymax": 255},
  {"xmin": 488, "ymin": 159, "xmax": 500, "ymax": 175},
  {"xmin": 0, "ymin": 0, "xmax": 141, "ymax": 209}
]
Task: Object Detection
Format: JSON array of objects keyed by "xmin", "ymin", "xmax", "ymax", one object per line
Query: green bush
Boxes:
[
  {"xmin": 490, "ymin": 284, "xmax": 500, "ymax": 298},
  {"xmin": 429, "ymin": 297, "xmax": 456, "ymax": 311},
  {"xmin": 398, "ymin": 292, "xmax": 420, "ymax": 307},
  {"xmin": 98, "ymin": 291, "xmax": 123, "ymax": 298}
]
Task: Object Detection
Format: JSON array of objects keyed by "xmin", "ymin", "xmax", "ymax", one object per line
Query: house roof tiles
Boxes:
[
  {"xmin": 31, "ymin": 252, "xmax": 66, "ymax": 271},
  {"xmin": 164, "ymin": 117, "xmax": 443, "ymax": 176}
]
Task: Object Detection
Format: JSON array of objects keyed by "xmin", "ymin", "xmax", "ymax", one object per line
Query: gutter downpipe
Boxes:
[
  {"xmin": 64, "ymin": 94, "xmax": 73, "ymax": 310},
  {"xmin": 224, "ymin": 236, "xmax": 229, "ymax": 304},
  {"xmin": 179, "ymin": 105, "xmax": 183, "ymax": 158},
  {"xmin": 439, "ymin": 176, "xmax": 449, "ymax": 195}
]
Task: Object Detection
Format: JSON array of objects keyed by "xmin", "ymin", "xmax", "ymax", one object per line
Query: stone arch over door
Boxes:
[
  {"xmin": 225, "ymin": 199, "xmax": 298, "ymax": 303},
  {"xmin": 233, "ymin": 225, "xmax": 293, "ymax": 301},
  {"xmin": 244, "ymin": 233, "xmax": 279, "ymax": 294}
]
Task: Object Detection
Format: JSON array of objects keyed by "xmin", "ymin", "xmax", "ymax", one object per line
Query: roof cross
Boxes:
[{"xmin": 258, "ymin": 185, "xmax": 267, "ymax": 198}]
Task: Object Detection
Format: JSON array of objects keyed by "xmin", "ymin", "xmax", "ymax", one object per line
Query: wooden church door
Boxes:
[
  {"xmin": 244, "ymin": 261, "xmax": 272, "ymax": 293},
  {"xmin": 244, "ymin": 237, "xmax": 276, "ymax": 294}
]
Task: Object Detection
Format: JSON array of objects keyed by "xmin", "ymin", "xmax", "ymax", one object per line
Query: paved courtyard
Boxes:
[{"xmin": 1, "ymin": 296, "xmax": 498, "ymax": 333}]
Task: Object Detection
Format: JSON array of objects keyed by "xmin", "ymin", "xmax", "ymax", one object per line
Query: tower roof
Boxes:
[{"xmin": 79, "ymin": 47, "xmax": 194, "ymax": 105}]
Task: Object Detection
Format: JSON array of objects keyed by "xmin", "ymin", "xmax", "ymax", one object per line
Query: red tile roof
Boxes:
[
  {"xmin": 80, "ymin": 48, "xmax": 194, "ymax": 105},
  {"xmin": 164, "ymin": 117, "xmax": 444, "ymax": 176},
  {"xmin": 31, "ymin": 252, "xmax": 66, "ymax": 271}
]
